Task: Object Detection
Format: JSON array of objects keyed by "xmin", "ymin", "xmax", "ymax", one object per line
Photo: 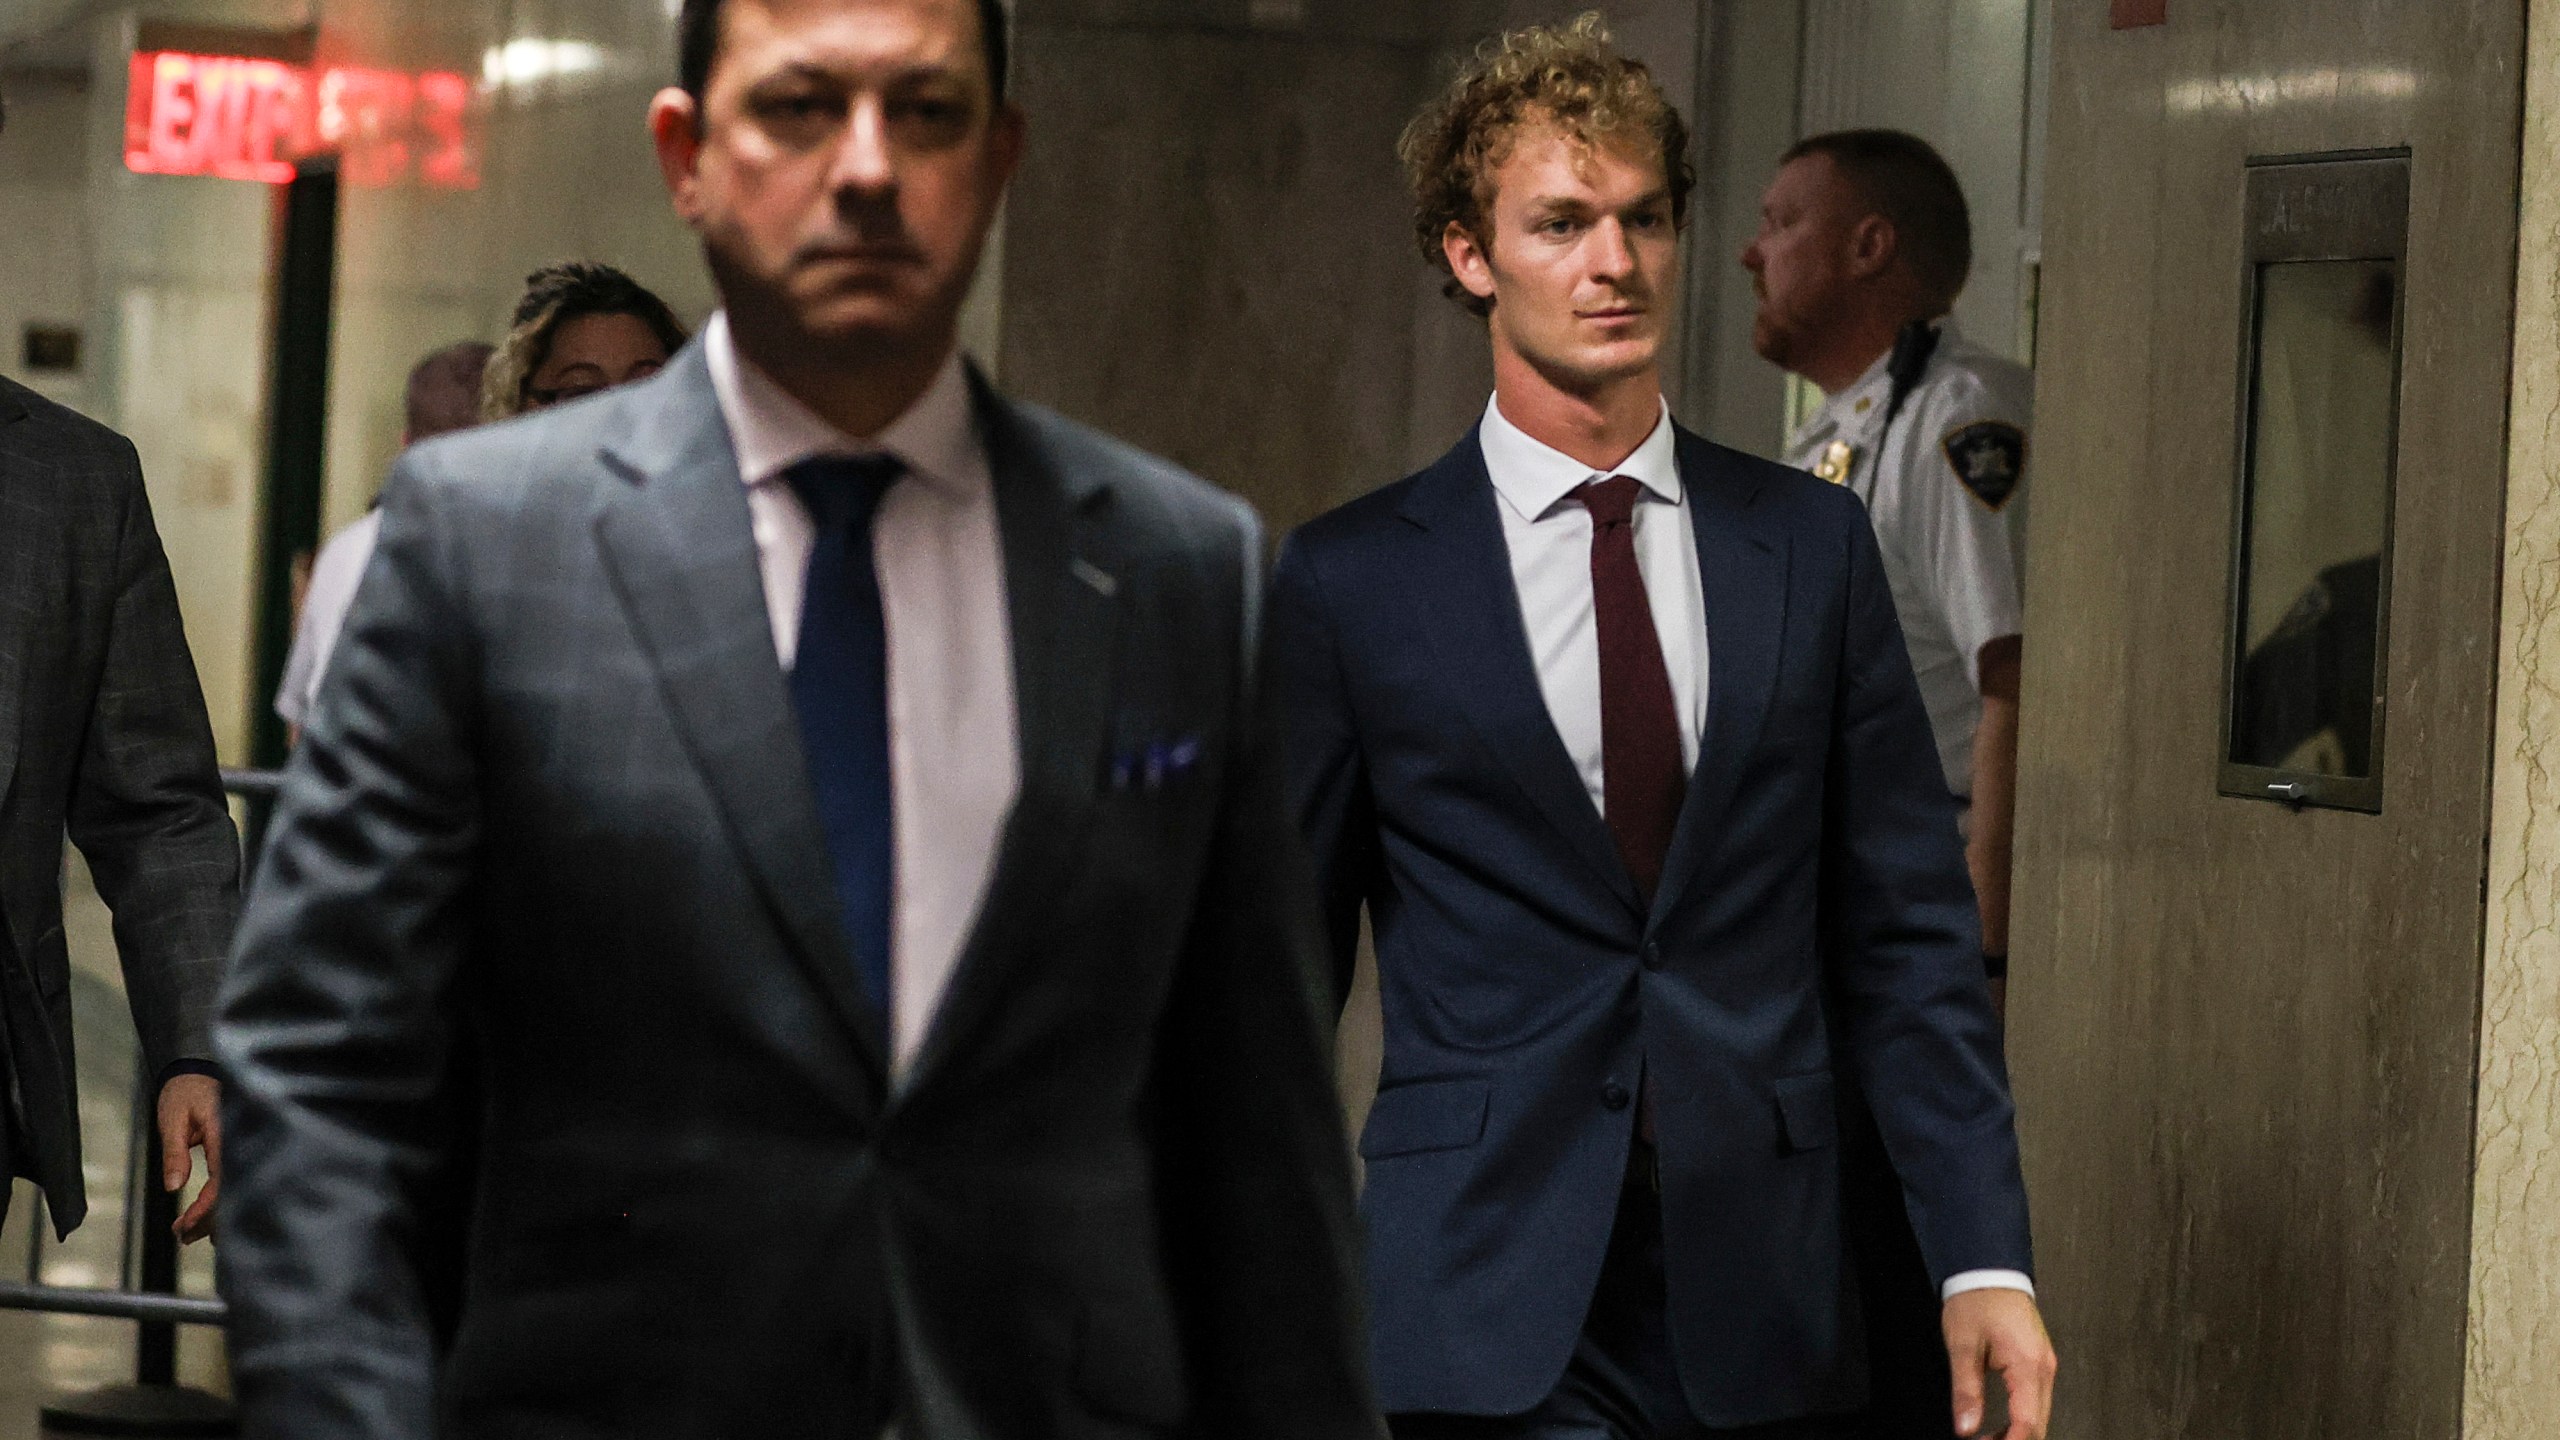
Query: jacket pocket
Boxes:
[
  {"xmin": 1358, "ymin": 1077, "xmax": 1490, "ymax": 1160},
  {"xmin": 1774, "ymin": 1072, "xmax": 1837, "ymax": 1153}
]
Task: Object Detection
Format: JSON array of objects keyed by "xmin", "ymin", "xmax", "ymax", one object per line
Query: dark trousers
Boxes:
[{"xmin": 1389, "ymin": 1147, "xmax": 1855, "ymax": 1440}]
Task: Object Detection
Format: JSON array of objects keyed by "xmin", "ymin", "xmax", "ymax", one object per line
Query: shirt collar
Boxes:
[
  {"xmin": 1478, "ymin": 393, "xmax": 1682, "ymax": 524},
  {"xmin": 704, "ymin": 309, "xmax": 984, "ymax": 498},
  {"xmin": 1803, "ymin": 318, "xmax": 1966, "ymax": 437},
  {"xmin": 1806, "ymin": 347, "xmax": 1895, "ymax": 437}
]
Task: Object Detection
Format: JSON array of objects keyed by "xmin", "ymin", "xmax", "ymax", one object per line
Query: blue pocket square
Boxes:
[{"xmin": 1109, "ymin": 735, "xmax": 1204, "ymax": 793}]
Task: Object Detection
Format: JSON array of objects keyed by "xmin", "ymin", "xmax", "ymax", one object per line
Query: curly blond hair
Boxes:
[{"xmin": 1399, "ymin": 13, "xmax": 1695, "ymax": 316}]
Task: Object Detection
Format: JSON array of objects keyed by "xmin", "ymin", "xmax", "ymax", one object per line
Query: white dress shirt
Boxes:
[
  {"xmin": 1783, "ymin": 323, "xmax": 2031, "ymax": 802},
  {"xmin": 1480, "ymin": 393, "xmax": 2032, "ymax": 1305},
  {"xmin": 273, "ymin": 508, "xmax": 383, "ymax": 727},
  {"xmin": 705, "ymin": 312, "xmax": 1018, "ymax": 1077},
  {"xmin": 1480, "ymin": 395, "xmax": 1707, "ymax": 808}
]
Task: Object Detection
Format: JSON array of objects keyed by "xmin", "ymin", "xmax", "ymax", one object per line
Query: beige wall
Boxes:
[
  {"xmin": 80, "ymin": 3, "xmax": 304, "ymax": 764},
  {"xmin": 2468, "ymin": 1, "xmax": 2560, "ymax": 1428},
  {"xmin": 310, "ymin": 0, "xmax": 711, "ymax": 533},
  {"xmin": 0, "ymin": 69, "xmax": 96, "ymax": 415},
  {"xmin": 1795, "ymin": 0, "xmax": 2044, "ymax": 364}
]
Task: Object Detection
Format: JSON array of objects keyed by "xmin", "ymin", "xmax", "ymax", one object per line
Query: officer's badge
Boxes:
[
  {"xmin": 1813, "ymin": 440, "xmax": 1855, "ymax": 485},
  {"xmin": 1943, "ymin": 421, "xmax": 2025, "ymax": 510}
]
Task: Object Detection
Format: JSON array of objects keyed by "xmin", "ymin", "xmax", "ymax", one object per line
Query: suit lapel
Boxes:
[
  {"xmin": 899, "ymin": 375, "xmax": 1119, "ymax": 1092},
  {"xmin": 1399, "ymin": 431, "xmax": 1645, "ymax": 921},
  {"xmin": 590, "ymin": 347, "xmax": 889, "ymax": 1087},
  {"xmin": 1650, "ymin": 430, "xmax": 1790, "ymax": 927},
  {"xmin": 0, "ymin": 384, "xmax": 41, "ymax": 811}
]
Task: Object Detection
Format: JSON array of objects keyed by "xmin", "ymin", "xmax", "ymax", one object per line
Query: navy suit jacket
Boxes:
[{"xmin": 1270, "ymin": 423, "xmax": 2032, "ymax": 1428}]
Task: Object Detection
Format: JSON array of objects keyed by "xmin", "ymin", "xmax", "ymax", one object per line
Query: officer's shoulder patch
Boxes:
[{"xmin": 1942, "ymin": 420, "xmax": 2026, "ymax": 511}]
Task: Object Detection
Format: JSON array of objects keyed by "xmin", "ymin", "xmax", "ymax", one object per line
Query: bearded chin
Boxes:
[{"xmin": 1751, "ymin": 312, "xmax": 1793, "ymax": 367}]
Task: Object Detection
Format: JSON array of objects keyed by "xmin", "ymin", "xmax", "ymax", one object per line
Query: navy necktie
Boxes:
[{"xmin": 787, "ymin": 454, "xmax": 903, "ymax": 1028}]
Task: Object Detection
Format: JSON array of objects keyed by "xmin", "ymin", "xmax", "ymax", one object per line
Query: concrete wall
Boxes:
[
  {"xmin": 1001, "ymin": 0, "xmax": 1707, "ymax": 537},
  {"xmin": 1795, "ymin": 0, "xmax": 2045, "ymax": 364},
  {"xmin": 2470, "ymin": 0, "xmax": 2560, "ymax": 1425},
  {"xmin": 0, "ymin": 69, "xmax": 96, "ymax": 415},
  {"xmin": 76, "ymin": 3, "xmax": 308, "ymax": 763}
]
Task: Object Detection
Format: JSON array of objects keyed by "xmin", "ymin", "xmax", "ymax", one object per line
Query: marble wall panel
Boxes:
[
  {"xmin": 999, "ymin": 18, "xmax": 1428, "ymax": 533},
  {"xmin": 2469, "ymin": 1, "xmax": 2560, "ymax": 1428},
  {"xmin": 1013, "ymin": 0, "xmax": 1500, "ymax": 49},
  {"xmin": 1680, "ymin": 0, "xmax": 1801, "ymax": 460},
  {"xmin": 0, "ymin": 69, "xmax": 96, "ymax": 415}
]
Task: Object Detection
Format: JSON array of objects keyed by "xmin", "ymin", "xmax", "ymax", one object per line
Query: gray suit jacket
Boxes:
[
  {"xmin": 216, "ymin": 345, "xmax": 1379, "ymax": 1439},
  {"xmin": 0, "ymin": 377, "xmax": 238, "ymax": 1235}
]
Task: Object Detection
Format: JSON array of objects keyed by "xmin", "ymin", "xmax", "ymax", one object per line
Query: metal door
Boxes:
[{"xmin": 2009, "ymin": 3, "xmax": 2523, "ymax": 1436}]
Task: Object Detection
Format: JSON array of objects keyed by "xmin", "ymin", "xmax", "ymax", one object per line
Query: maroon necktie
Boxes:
[{"xmin": 1578, "ymin": 477, "xmax": 1687, "ymax": 902}]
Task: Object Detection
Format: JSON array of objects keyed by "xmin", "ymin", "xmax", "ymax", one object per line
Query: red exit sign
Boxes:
[{"xmin": 124, "ymin": 50, "xmax": 479, "ymax": 190}]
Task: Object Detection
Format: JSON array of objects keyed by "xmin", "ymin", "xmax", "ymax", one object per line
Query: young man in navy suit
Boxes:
[{"xmin": 1270, "ymin": 17, "xmax": 2055, "ymax": 1440}]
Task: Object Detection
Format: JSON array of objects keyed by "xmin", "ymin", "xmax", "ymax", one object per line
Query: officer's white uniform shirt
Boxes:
[{"xmin": 1785, "ymin": 322, "xmax": 2031, "ymax": 801}]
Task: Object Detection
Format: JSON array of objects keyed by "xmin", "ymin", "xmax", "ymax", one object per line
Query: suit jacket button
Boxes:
[
  {"xmin": 1601, "ymin": 1082, "xmax": 1632, "ymax": 1112},
  {"xmin": 1641, "ymin": 942, "xmax": 1663, "ymax": 969}
]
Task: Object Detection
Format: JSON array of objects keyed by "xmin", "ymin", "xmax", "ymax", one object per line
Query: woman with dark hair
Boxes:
[{"xmin": 481, "ymin": 262, "xmax": 691, "ymax": 420}]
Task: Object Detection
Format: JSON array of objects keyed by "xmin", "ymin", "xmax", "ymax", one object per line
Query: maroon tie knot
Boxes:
[{"xmin": 1578, "ymin": 475, "xmax": 1644, "ymax": 530}]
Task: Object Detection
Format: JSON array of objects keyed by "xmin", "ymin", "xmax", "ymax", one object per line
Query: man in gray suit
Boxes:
[
  {"xmin": 0, "ymin": 90, "xmax": 238, "ymax": 1250},
  {"xmin": 214, "ymin": 1, "xmax": 1377, "ymax": 1436}
]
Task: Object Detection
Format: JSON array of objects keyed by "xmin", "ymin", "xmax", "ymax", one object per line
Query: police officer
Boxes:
[
  {"xmin": 1744, "ymin": 129, "xmax": 2034, "ymax": 1439},
  {"xmin": 1744, "ymin": 127, "xmax": 2027, "ymax": 1005}
]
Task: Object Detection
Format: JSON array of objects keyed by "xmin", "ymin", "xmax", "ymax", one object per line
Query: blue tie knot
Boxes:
[{"xmin": 787, "ymin": 454, "xmax": 904, "ymax": 535}]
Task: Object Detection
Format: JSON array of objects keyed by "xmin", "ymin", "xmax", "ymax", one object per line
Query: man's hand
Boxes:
[
  {"xmin": 1945, "ymin": 1287, "xmax": 2055, "ymax": 1439},
  {"xmin": 157, "ymin": 1073, "xmax": 222, "ymax": 1244}
]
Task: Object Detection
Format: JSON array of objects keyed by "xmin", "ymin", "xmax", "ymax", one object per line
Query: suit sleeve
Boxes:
[
  {"xmin": 64, "ymin": 441, "xmax": 240, "ymax": 1078},
  {"xmin": 1154, "ymin": 511, "xmax": 1383, "ymax": 1440},
  {"xmin": 215, "ymin": 453, "xmax": 479, "ymax": 1438},
  {"xmin": 1818, "ymin": 495, "xmax": 2034, "ymax": 1285},
  {"xmin": 1266, "ymin": 535, "xmax": 1380, "ymax": 1008}
]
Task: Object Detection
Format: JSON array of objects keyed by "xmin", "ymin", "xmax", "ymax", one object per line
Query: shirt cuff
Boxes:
[
  {"xmin": 1941, "ymin": 1269, "xmax": 2035, "ymax": 1302},
  {"xmin": 156, "ymin": 1059, "xmax": 224, "ymax": 1088}
]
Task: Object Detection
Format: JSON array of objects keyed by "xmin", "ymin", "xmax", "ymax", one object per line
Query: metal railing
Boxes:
[{"xmin": 0, "ymin": 1283, "xmax": 227, "ymax": 1328}]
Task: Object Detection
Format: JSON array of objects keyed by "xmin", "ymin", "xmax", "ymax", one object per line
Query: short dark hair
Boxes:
[
  {"xmin": 405, "ymin": 341, "xmax": 495, "ymax": 441},
  {"xmin": 678, "ymin": 0, "xmax": 1010, "ymax": 107},
  {"xmin": 1783, "ymin": 129, "xmax": 1973, "ymax": 313},
  {"xmin": 484, "ymin": 262, "xmax": 692, "ymax": 420}
]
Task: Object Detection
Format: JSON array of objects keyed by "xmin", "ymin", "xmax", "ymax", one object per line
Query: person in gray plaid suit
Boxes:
[
  {"xmin": 211, "ymin": 1, "xmax": 1380, "ymax": 1436},
  {"xmin": 0, "ymin": 85, "xmax": 240, "ymax": 1251}
]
